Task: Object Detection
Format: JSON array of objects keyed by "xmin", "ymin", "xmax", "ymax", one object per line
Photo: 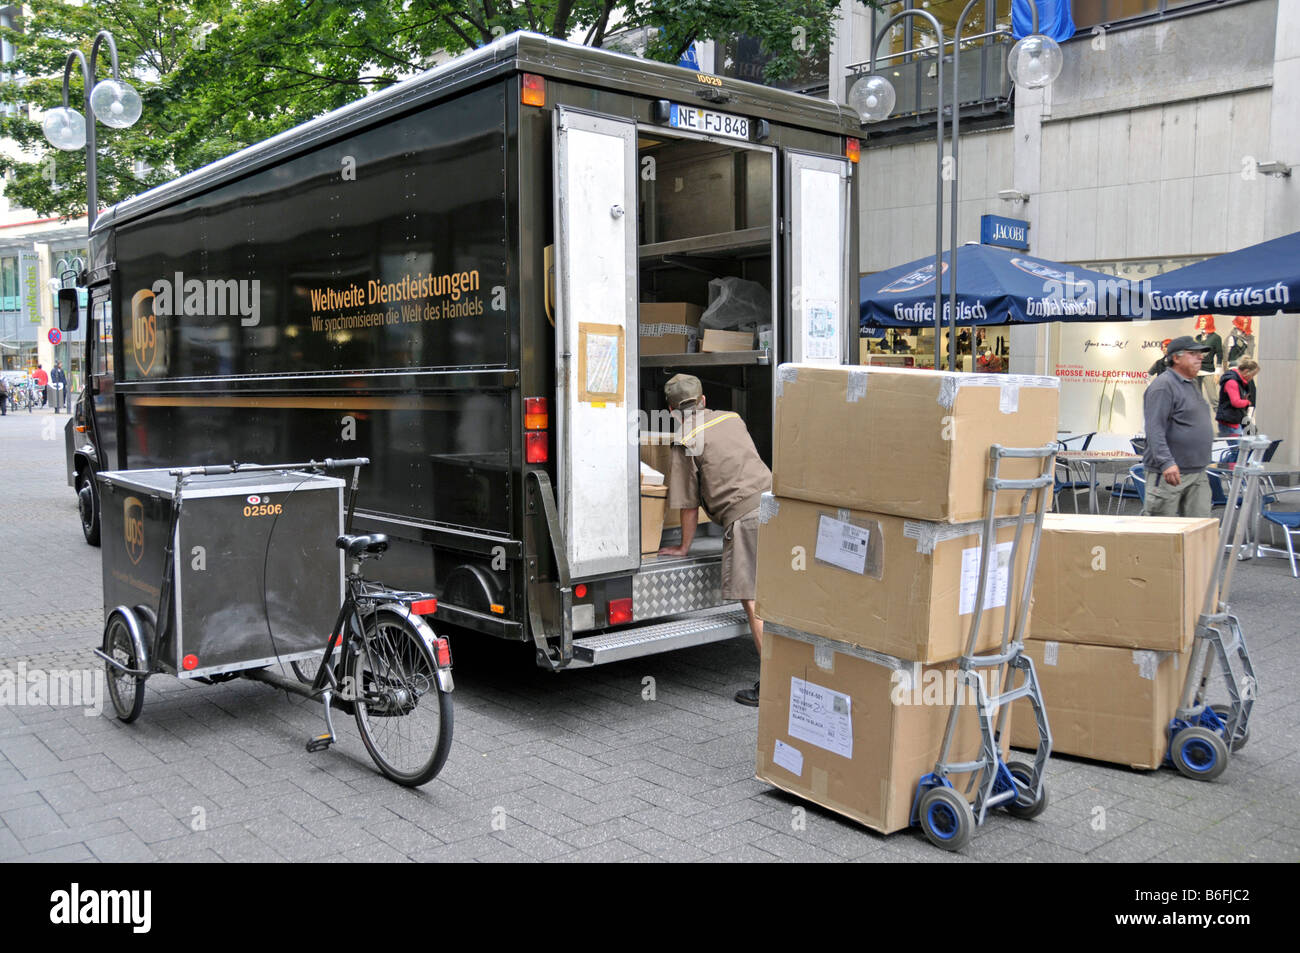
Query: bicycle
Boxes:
[
  {"xmin": 99, "ymin": 457, "xmax": 454, "ymax": 788},
  {"xmin": 291, "ymin": 530, "xmax": 455, "ymax": 787}
]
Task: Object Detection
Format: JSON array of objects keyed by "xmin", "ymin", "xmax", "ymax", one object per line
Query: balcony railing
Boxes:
[{"xmin": 846, "ymin": 30, "xmax": 1014, "ymax": 133}]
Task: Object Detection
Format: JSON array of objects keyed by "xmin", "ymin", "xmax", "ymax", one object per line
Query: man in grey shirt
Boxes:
[{"xmin": 1143, "ymin": 336, "xmax": 1214, "ymax": 517}]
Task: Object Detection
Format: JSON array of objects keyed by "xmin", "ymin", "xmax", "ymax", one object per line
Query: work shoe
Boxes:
[{"xmin": 735, "ymin": 681, "xmax": 760, "ymax": 707}]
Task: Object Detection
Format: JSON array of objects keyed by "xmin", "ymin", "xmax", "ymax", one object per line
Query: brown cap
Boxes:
[{"xmin": 664, "ymin": 373, "xmax": 702, "ymax": 409}]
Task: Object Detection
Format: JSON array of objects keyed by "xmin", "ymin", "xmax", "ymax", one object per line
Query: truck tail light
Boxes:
[
  {"xmin": 608, "ymin": 597, "xmax": 632, "ymax": 625},
  {"xmin": 524, "ymin": 397, "xmax": 548, "ymax": 430},
  {"xmin": 573, "ymin": 583, "xmax": 588, "ymax": 599},
  {"xmin": 410, "ymin": 598, "xmax": 438, "ymax": 615},
  {"xmin": 182, "ymin": 654, "xmax": 199, "ymax": 671},
  {"xmin": 846, "ymin": 138, "xmax": 860, "ymax": 163},
  {"xmin": 522, "ymin": 73, "xmax": 545, "ymax": 107},
  {"xmin": 525, "ymin": 431, "xmax": 549, "ymax": 463},
  {"xmin": 434, "ymin": 637, "xmax": 452, "ymax": 668}
]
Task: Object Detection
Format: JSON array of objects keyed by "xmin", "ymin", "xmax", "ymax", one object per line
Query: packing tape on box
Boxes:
[
  {"xmin": 845, "ymin": 368, "xmax": 868, "ymax": 403},
  {"xmin": 813, "ymin": 642, "xmax": 836, "ymax": 671},
  {"xmin": 936, "ymin": 372, "xmax": 1060, "ymax": 412},
  {"xmin": 639, "ymin": 322, "xmax": 697, "ymax": 337},
  {"xmin": 811, "ymin": 767, "xmax": 829, "ymax": 797},
  {"xmin": 758, "ymin": 492, "xmax": 780, "ymax": 524},
  {"xmin": 767, "ymin": 622, "xmax": 912, "ymax": 673},
  {"xmin": 1131, "ymin": 649, "xmax": 1163, "ymax": 680},
  {"xmin": 902, "ymin": 516, "xmax": 1020, "ymax": 554},
  {"xmin": 1042, "ymin": 641, "xmax": 1059, "ymax": 666},
  {"xmin": 775, "ymin": 364, "xmax": 799, "ymax": 398}
]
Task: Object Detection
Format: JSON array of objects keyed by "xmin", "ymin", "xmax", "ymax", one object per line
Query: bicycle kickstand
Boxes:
[{"xmin": 306, "ymin": 686, "xmax": 339, "ymax": 753}]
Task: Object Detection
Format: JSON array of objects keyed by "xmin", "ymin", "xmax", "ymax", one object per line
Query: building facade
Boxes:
[{"xmin": 843, "ymin": 0, "xmax": 1300, "ymax": 462}]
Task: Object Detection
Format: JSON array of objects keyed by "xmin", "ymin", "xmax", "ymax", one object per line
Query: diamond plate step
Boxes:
[{"xmin": 569, "ymin": 605, "xmax": 749, "ymax": 667}]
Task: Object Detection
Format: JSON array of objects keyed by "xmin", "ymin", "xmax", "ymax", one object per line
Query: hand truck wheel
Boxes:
[
  {"xmin": 917, "ymin": 785, "xmax": 974, "ymax": 851},
  {"xmin": 1209, "ymin": 704, "xmax": 1249, "ymax": 752},
  {"xmin": 1170, "ymin": 725, "xmax": 1229, "ymax": 781},
  {"xmin": 1003, "ymin": 761, "xmax": 1049, "ymax": 820},
  {"xmin": 103, "ymin": 609, "xmax": 148, "ymax": 723}
]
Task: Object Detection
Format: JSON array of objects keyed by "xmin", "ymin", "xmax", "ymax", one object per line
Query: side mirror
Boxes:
[{"xmin": 58, "ymin": 288, "xmax": 79, "ymax": 332}]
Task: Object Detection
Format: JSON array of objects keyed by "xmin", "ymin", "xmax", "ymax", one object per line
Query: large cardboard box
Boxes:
[
  {"xmin": 755, "ymin": 494, "xmax": 1032, "ymax": 662},
  {"xmin": 1012, "ymin": 640, "xmax": 1188, "ymax": 770},
  {"xmin": 639, "ymin": 433, "xmax": 710, "ymax": 528},
  {"xmin": 772, "ymin": 363, "xmax": 1059, "ymax": 523},
  {"xmin": 1031, "ymin": 514, "xmax": 1218, "ymax": 653},
  {"xmin": 639, "ymin": 302, "xmax": 703, "ymax": 356},
  {"xmin": 700, "ymin": 328, "xmax": 755, "ymax": 352},
  {"xmin": 640, "ymin": 483, "xmax": 667, "ymax": 555},
  {"xmin": 756, "ymin": 628, "xmax": 1013, "ymax": 835}
]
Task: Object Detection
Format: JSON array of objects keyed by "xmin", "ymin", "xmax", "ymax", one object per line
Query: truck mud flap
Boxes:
[{"xmin": 526, "ymin": 470, "xmax": 573, "ymax": 670}]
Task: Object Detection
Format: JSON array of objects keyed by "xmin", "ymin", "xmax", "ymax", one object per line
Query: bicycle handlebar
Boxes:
[{"xmin": 168, "ymin": 457, "xmax": 370, "ymax": 477}]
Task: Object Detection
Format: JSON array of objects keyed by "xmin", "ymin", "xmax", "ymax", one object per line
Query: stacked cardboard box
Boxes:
[
  {"xmin": 755, "ymin": 363, "xmax": 1060, "ymax": 833},
  {"xmin": 1010, "ymin": 514, "xmax": 1217, "ymax": 769},
  {"xmin": 639, "ymin": 302, "xmax": 702, "ymax": 355}
]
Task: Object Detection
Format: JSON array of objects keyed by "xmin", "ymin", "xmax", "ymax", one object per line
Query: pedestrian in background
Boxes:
[
  {"xmin": 1216, "ymin": 359, "xmax": 1258, "ymax": 437},
  {"xmin": 1143, "ymin": 336, "xmax": 1214, "ymax": 518},
  {"xmin": 0, "ymin": 374, "xmax": 8, "ymax": 416},
  {"xmin": 50, "ymin": 361, "xmax": 67, "ymax": 413},
  {"xmin": 31, "ymin": 364, "xmax": 49, "ymax": 408}
]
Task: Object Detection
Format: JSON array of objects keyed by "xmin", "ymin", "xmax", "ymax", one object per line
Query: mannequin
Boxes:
[
  {"xmin": 1226, "ymin": 315, "xmax": 1256, "ymax": 368},
  {"xmin": 1193, "ymin": 314, "xmax": 1223, "ymax": 414}
]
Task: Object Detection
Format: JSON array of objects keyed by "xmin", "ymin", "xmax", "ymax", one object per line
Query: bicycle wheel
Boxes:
[
  {"xmin": 348, "ymin": 612, "xmax": 452, "ymax": 787},
  {"xmin": 103, "ymin": 611, "xmax": 147, "ymax": 723}
]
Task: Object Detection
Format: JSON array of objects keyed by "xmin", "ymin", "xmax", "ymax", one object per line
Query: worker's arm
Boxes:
[{"xmin": 660, "ymin": 440, "xmax": 700, "ymax": 557}]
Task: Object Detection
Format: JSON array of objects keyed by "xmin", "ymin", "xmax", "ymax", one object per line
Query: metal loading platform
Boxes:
[{"xmin": 569, "ymin": 605, "xmax": 750, "ymax": 667}]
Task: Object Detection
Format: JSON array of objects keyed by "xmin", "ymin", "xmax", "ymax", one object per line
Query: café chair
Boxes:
[
  {"xmin": 1109, "ymin": 464, "xmax": 1145, "ymax": 514},
  {"xmin": 1260, "ymin": 489, "xmax": 1300, "ymax": 577}
]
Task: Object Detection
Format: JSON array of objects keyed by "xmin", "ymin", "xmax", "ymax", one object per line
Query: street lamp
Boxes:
[
  {"xmin": 853, "ymin": 4, "xmax": 1060, "ymax": 370},
  {"xmin": 854, "ymin": 7, "xmax": 947, "ymax": 369},
  {"xmin": 42, "ymin": 31, "xmax": 142, "ymax": 232}
]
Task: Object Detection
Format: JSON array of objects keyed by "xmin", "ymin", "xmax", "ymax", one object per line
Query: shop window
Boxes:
[{"xmin": 0, "ymin": 256, "xmax": 19, "ymax": 312}]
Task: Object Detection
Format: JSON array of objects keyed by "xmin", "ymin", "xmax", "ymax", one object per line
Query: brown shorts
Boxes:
[{"xmin": 721, "ymin": 509, "xmax": 761, "ymax": 601}]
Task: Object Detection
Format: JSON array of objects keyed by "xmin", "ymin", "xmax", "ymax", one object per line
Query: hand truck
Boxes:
[
  {"xmin": 912, "ymin": 444, "xmax": 1058, "ymax": 851},
  {"xmin": 1165, "ymin": 434, "xmax": 1269, "ymax": 780}
]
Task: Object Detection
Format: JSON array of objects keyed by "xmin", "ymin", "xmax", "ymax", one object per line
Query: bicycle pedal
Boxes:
[{"xmin": 305, "ymin": 733, "xmax": 334, "ymax": 753}]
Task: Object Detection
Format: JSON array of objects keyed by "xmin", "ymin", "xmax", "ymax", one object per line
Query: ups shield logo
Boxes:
[
  {"xmin": 131, "ymin": 289, "xmax": 159, "ymax": 376},
  {"xmin": 124, "ymin": 496, "xmax": 145, "ymax": 565}
]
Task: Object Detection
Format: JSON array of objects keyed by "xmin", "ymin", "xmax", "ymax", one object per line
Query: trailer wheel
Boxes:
[
  {"xmin": 1210, "ymin": 704, "xmax": 1249, "ymax": 751},
  {"xmin": 77, "ymin": 471, "xmax": 101, "ymax": 547},
  {"xmin": 1003, "ymin": 761, "xmax": 1048, "ymax": 820},
  {"xmin": 103, "ymin": 610, "xmax": 146, "ymax": 723},
  {"xmin": 1171, "ymin": 726, "xmax": 1229, "ymax": 781},
  {"xmin": 917, "ymin": 785, "xmax": 973, "ymax": 851}
]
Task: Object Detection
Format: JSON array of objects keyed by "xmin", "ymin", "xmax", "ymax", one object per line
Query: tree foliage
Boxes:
[{"xmin": 0, "ymin": 0, "xmax": 867, "ymax": 218}]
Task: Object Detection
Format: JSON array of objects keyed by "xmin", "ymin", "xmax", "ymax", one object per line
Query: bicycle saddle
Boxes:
[{"xmin": 336, "ymin": 533, "xmax": 389, "ymax": 558}]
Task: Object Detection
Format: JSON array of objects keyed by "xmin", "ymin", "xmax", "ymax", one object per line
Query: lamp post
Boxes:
[
  {"xmin": 854, "ymin": 8, "xmax": 947, "ymax": 369},
  {"xmin": 41, "ymin": 30, "xmax": 143, "ymax": 233},
  {"xmin": 852, "ymin": 3, "xmax": 1061, "ymax": 370}
]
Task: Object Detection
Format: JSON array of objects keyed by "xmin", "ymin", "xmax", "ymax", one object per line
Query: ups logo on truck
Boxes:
[
  {"xmin": 131, "ymin": 289, "xmax": 159, "ymax": 375},
  {"xmin": 124, "ymin": 496, "xmax": 145, "ymax": 565}
]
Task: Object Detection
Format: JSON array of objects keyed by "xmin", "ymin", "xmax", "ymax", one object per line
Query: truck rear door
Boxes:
[
  {"xmin": 551, "ymin": 107, "xmax": 641, "ymax": 579},
  {"xmin": 785, "ymin": 152, "xmax": 854, "ymax": 365}
]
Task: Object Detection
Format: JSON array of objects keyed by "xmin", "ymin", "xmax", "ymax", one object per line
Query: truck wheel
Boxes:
[{"xmin": 78, "ymin": 475, "xmax": 101, "ymax": 547}]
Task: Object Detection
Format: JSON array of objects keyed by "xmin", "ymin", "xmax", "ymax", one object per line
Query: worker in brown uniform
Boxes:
[{"xmin": 657, "ymin": 374, "xmax": 772, "ymax": 706}]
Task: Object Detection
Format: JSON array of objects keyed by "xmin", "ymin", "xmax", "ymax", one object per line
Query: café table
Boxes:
[{"xmin": 1056, "ymin": 450, "xmax": 1142, "ymax": 515}]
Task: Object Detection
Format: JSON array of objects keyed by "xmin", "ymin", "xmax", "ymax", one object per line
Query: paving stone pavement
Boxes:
[{"xmin": 2, "ymin": 410, "xmax": 1298, "ymax": 862}]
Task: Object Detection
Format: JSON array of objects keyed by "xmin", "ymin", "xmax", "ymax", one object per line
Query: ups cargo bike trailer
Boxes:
[{"xmin": 64, "ymin": 32, "xmax": 861, "ymax": 670}]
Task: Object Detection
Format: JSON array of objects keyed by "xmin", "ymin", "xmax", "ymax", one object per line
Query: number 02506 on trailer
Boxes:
[{"xmin": 61, "ymin": 31, "xmax": 860, "ymax": 670}]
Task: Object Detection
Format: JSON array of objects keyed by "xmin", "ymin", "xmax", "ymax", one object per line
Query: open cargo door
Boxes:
[
  {"xmin": 552, "ymin": 107, "xmax": 640, "ymax": 579},
  {"xmin": 784, "ymin": 152, "xmax": 853, "ymax": 365}
]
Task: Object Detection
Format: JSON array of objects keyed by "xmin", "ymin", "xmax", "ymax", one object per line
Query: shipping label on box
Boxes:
[
  {"xmin": 1030, "ymin": 514, "xmax": 1218, "ymax": 653},
  {"xmin": 1011, "ymin": 639, "xmax": 1188, "ymax": 769},
  {"xmin": 756, "ymin": 629, "xmax": 1010, "ymax": 834},
  {"xmin": 772, "ymin": 363, "xmax": 1059, "ymax": 523},
  {"xmin": 756, "ymin": 493, "xmax": 1031, "ymax": 663}
]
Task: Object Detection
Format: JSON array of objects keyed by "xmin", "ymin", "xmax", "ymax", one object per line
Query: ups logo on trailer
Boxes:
[
  {"xmin": 131, "ymin": 288, "xmax": 159, "ymax": 375},
  {"xmin": 124, "ymin": 496, "xmax": 145, "ymax": 565}
]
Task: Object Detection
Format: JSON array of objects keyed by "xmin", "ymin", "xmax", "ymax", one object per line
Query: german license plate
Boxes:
[{"xmin": 668, "ymin": 104, "xmax": 751, "ymax": 141}]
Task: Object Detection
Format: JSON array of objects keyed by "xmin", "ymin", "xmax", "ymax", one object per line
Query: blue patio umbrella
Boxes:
[
  {"xmin": 1146, "ymin": 230, "xmax": 1300, "ymax": 319},
  {"xmin": 860, "ymin": 244, "xmax": 1145, "ymax": 330}
]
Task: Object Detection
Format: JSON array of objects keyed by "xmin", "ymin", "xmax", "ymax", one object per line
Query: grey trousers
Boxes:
[{"xmin": 1143, "ymin": 469, "xmax": 1211, "ymax": 518}]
